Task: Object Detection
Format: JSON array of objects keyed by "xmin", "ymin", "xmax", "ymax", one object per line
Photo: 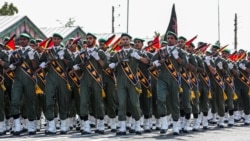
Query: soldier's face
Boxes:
[
  {"xmin": 177, "ymin": 39, "xmax": 185, "ymax": 48},
  {"xmin": 53, "ymin": 37, "xmax": 62, "ymax": 46},
  {"xmin": 86, "ymin": 35, "xmax": 96, "ymax": 47},
  {"xmin": 99, "ymin": 42, "xmax": 105, "ymax": 49},
  {"xmin": 121, "ymin": 36, "xmax": 130, "ymax": 47},
  {"xmin": 167, "ymin": 35, "xmax": 177, "ymax": 46},
  {"xmin": 186, "ymin": 46, "xmax": 193, "ymax": 53},
  {"xmin": 222, "ymin": 52, "xmax": 229, "ymax": 59},
  {"xmin": 134, "ymin": 40, "xmax": 143, "ymax": 50},
  {"xmin": 19, "ymin": 37, "xmax": 29, "ymax": 47}
]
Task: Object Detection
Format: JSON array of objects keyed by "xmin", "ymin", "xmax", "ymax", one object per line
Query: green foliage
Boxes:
[{"xmin": 0, "ymin": 2, "xmax": 18, "ymax": 16}]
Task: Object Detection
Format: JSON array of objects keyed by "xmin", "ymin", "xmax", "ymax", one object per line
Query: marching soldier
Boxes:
[
  {"xmin": 185, "ymin": 43, "xmax": 200, "ymax": 131},
  {"xmin": 72, "ymin": 33, "xmax": 107, "ymax": 135},
  {"xmin": 9, "ymin": 33, "xmax": 38, "ymax": 135},
  {"xmin": 133, "ymin": 37, "xmax": 152, "ymax": 132},
  {"xmin": 67, "ymin": 37, "xmax": 81, "ymax": 131},
  {"xmin": 195, "ymin": 42, "xmax": 210, "ymax": 129},
  {"xmin": 0, "ymin": 43, "xmax": 9, "ymax": 135},
  {"xmin": 98, "ymin": 38, "xmax": 117, "ymax": 132},
  {"xmin": 151, "ymin": 31, "xmax": 188, "ymax": 135},
  {"xmin": 176, "ymin": 36, "xmax": 193, "ymax": 132},
  {"xmin": 33, "ymin": 39, "xmax": 47, "ymax": 131},
  {"xmin": 221, "ymin": 49, "xmax": 236, "ymax": 126},
  {"xmin": 39, "ymin": 33, "xmax": 73, "ymax": 134},
  {"xmin": 235, "ymin": 51, "xmax": 250, "ymax": 125},
  {"xmin": 109, "ymin": 33, "xmax": 146, "ymax": 135},
  {"xmin": 208, "ymin": 44, "xmax": 227, "ymax": 127}
]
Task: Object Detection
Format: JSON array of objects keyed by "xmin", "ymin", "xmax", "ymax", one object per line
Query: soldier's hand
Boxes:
[
  {"xmin": 172, "ymin": 49, "xmax": 179, "ymax": 59},
  {"xmin": 228, "ymin": 62, "xmax": 234, "ymax": 69},
  {"xmin": 39, "ymin": 62, "xmax": 46, "ymax": 69},
  {"xmin": 239, "ymin": 63, "xmax": 246, "ymax": 70},
  {"xmin": 9, "ymin": 64, "xmax": 16, "ymax": 70},
  {"xmin": 91, "ymin": 51, "xmax": 100, "ymax": 60},
  {"xmin": 217, "ymin": 62, "xmax": 223, "ymax": 70},
  {"xmin": 73, "ymin": 64, "xmax": 80, "ymax": 70},
  {"xmin": 109, "ymin": 63, "xmax": 116, "ymax": 69},
  {"xmin": 28, "ymin": 50, "xmax": 35, "ymax": 60},
  {"xmin": 153, "ymin": 60, "xmax": 161, "ymax": 67}
]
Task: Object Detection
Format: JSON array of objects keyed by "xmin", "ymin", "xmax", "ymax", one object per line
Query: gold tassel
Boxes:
[
  {"xmin": 248, "ymin": 88, "xmax": 250, "ymax": 96},
  {"xmin": 190, "ymin": 90, "xmax": 195, "ymax": 100},
  {"xmin": 198, "ymin": 91, "xmax": 201, "ymax": 98},
  {"xmin": 179, "ymin": 86, "xmax": 183, "ymax": 93},
  {"xmin": 35, "ymin": 84, "xmax": 44, "ymax": 95},
  {"xmin": 233, "ymin": 92, "xmax": 238, "ymax": 100},
  {"xmin": 223, "ymin": 91, "xmax": 228, "ymax": 101},
  {"xmin": 0, "ymin": 84, "xmax": 6, "ymax": 92},
  {"xmin": 67, "ymin": 83, "xmax": 72, "ymax": 91},
  {"xmin": 208, "ymin": 90, "xmax": 212, "ymax": 99},
  {"xmin": 135, "ymin": 86, "xmax": 142, "ymax": 94},
  {"xmin": 78, "ymin": 88, "xmax": 80, "ymax": 94},
  {"xmin": 147, "ymin": 89, "xmax": 152, "ymax": 98},
  {"xmin": 101, "ymin": 89, "xmax": 106, "ymax": 98}
]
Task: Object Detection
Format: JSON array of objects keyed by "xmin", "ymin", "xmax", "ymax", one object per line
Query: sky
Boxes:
[{"xmin": 1, "ymin": 0, "xmax": 250, "ymax": 51}]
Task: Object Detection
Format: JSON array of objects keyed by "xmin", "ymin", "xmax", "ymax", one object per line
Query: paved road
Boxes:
[{"xmin": 1, "ymin": 121, "xmax": 250, "ymax": 141}]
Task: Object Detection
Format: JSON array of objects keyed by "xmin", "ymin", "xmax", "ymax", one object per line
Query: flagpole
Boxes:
[
  {"xmin": 217, "ymin": 0, "xmax": 221, "ymax": 45},
  {"xmin": 126, "ymin": 0, "xmax": 129, "ymax": 33}
]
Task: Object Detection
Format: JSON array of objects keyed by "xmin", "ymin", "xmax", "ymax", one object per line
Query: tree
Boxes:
[
  {"xmin": 0, "ymin": 2, "xmax": 18, "ymax": 16},
  {"xmin": 65, "ymin": 17, "xmax": 75, "ymax": 27}
]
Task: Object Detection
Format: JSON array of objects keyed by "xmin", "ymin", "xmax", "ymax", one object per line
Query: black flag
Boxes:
[{"xmin": 164, "ymin": 4, "xmax": 177, "ymax": 41}]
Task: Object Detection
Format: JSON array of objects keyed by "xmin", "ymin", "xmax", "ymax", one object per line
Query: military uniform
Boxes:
[
  {"xmin": 235, "ymin": 59, "xmax": 250, "ymax": 125},
  {"xmin": 152, "ymin": 44, "xmax": 187, "ymax": 134},
  {"xmin": 40, "ymin": 35, "xmax": 73, "ymax": 134},
  {"xmin": 0, "ymin": 50, "xmax": 10, "ymax": 135}
]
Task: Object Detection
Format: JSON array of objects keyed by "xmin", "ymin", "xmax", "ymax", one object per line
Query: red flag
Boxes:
[
  {"xmin": 185, "ymin": 35, "xmax": 198, "ymax": 47},
  {"xmin": 38, "ymin": 37, "xmax": 54, "ymax": 48},
  {"xmin": 217, "ymin": 44, "xmax": 229, "ymax": 53},
  {"xmin": 144, "ymin": 35, "xmax": 160, "ymax": 51},
  {"xmin": 110, "ymin": 37, "xmax": 121, "ymax": 52},
  {"xmin": 5, "ymin": 34, "xmax": 16, "ymax": 50},
  {"xmin": 228, "ymin": 51, "xmax": 237, "ymax": 62},
  {"xmin": 164, "ymin": 3, "xmax": 177, "ymax": 41},
  {"xmin": 105, "ymin": 34, "xmax": 116, "ymax": 47},
  {"xmin": 235, "ymin": 51, "xmax": 247, "ymax": 61},
  {"xmin": 200, "ymin": 44, "xmax": 211, "ymax": 54}
]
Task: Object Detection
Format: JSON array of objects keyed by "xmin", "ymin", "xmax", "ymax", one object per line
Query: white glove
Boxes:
[
  {"xmin": 57, "ymin": 50, "xmax": 64, "ymax": 60},
  {"xmin": 91, "ymin": 51, "xmax": 100, "ymax": 60},
  {"xmin": 172, "ymin": 49, "xmax": 179, "ymax": 59},
  {"xmin": 239, "ymin": 63, "xmax": 246, "ymax": 70},
  {"xmin": 130, "ymin": 51, "xmax": 142, "ymax": 60},
  {"xmin": 73, "ymin": 64, "xmax": 80, "ymax": 70},
  {"xmin": 39, "ymin": 62, "xmax": 46, "ymax": 69},
  {"xmin": 28, "ymin": 50, "xmax": 35, "ymax": 60},
  {"xmin": 153, "ymin": 60, "xmax": 161, "ymax": 67},
  {"xmin": 228, "ymin": 62, "xmax": 234, "ymax": 69},
  {"xmin": 217, "ymin": 62, "xmax": 223, "ymax": 70},
  {"xmin": 109, "ymin": 63, "xmax": 116, "ymax": 69},
  {"xmin": 9, "ymin": 64, "xmax": 16, "ymax": 70}
]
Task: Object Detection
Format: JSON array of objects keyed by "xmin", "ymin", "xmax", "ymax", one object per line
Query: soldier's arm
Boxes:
[
  {"xmin": 97, "ymin": 51, "xmax": 106, "ymax": 68},
  {"xmin": 0, "ymin": 53, "xmax": 10, "ymax": 68}
]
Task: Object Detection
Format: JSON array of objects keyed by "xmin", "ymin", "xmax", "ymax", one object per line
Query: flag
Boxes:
[
  {"xmin": 228, "ymin": 51, "xmax": 237, "ymax": 62},
  {"xmin": 185, "ymin": 35, "xmax": 198, "ymax": 47},
  {"xmin": 38, "ymin": 37, "xmax": 54, "ymax": 48},
  {"xmin": 5, "ymin": 34, "xmax": 16, "ymax": 50},
  {"xmin": 105, "ymin": 34, "xmax": 116, "ymax": 47},
  {"xmin": 109, "ymin": 37, "xmax": 121, "ymax": 52},
  {"xmin": 164, "ymin": 3, "xmax": 178, "ymax": 41},
  {"xmin": 144, "ymin": 35, "xmax": 160, "ymax": 51}
]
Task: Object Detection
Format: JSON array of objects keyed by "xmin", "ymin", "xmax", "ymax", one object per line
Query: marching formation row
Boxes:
[{"xmin": 0, "ymin": 31, "xmax": 249, "ymax": 137}]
